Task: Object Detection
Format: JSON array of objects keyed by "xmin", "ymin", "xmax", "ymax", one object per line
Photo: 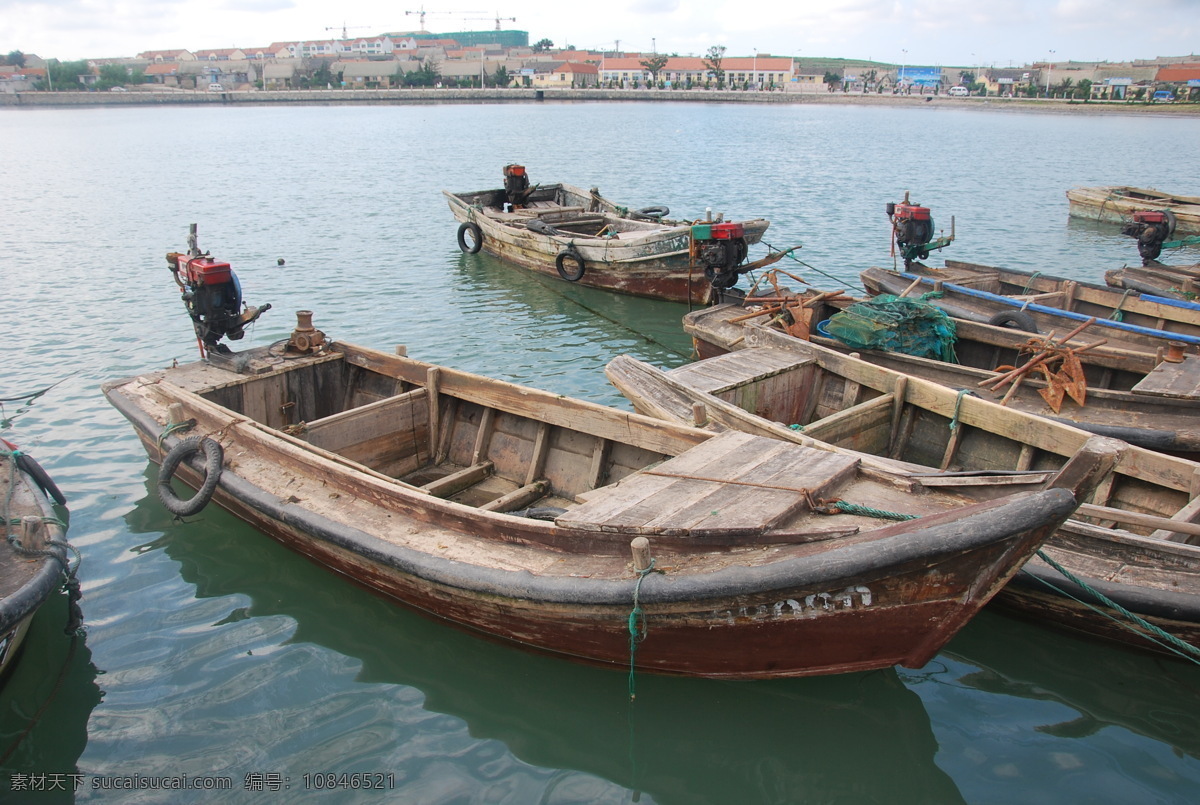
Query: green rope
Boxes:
[
  {"xmin": 1109, "ymin": 288, "xmax": 1135, "ymax": 322},
  {"xmin": 1020, "ymin": 271, "xmax": 1044, "ymax": 295},
  {"xmin": 788, "ymin": 423, "xmax": 804, "ymax": 431},
  {"xmin": 1030, "ymin": 549, "xmax": 1200, "ymax": 664},
  {"xmin": 949, "ymin": 388, "xmax": 976, "ymax": 433},
  {"xmin": 156, "ymin": 420, "xmax": 195, "ymax": 452},
  {"xmin": 628, "ymin": 560, "xmax": 659, "ymax": 701},
  {"xmin": 822, "ymin": 501, "xmax": 918, "ymax": 521}
]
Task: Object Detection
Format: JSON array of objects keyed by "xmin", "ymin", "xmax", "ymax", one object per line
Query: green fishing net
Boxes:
[{"xmin": 822, "ymin": 293, "xmax": 958, "ymax": 362}]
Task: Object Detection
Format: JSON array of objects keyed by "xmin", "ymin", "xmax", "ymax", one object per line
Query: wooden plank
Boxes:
[
  {"xmin": 1130, "ymin": 355, "xmax": 1200, "ymax": 399},
  {"xmin": 643, "ymin": 448, "xmax": 860, "ymax": 535},
  {"xmin": 668, "ymin": 348, "xmax": 812, "ymax": 394},
  {"xmin": 802, "ymin": 393, "xmax": 894, "ymax": 444},
  {"xmin": 1076, "ymin": 503, "xmax": 1200, "ymax": 539},
  {"xmin": 472, "ymin": 407, "xmax": 495, "ymax": 465},
  {"xmin": 303, "ymin": 389, "xmax": 430, "ymax": 471},
  {"xmin": 525, "ymin": 422, "xmax": 551, "ymax": 485},
  {"xmin": 1150, "ymin": 470, "xmax": 1200, "ymax": 542},
  {"xmin": 423, "ymin": 461, "xmax": 494, "ymax": 498},
  {"xmin": 427, "ymin": 367, "xmax": 441, "ymax": 458},
  {"xmin": 586, "ymin": 436, "xmax": 611, "ymax": 491},
  {"xmin": 337, "ymin": 344, "xmax": 707, "ymax": 456},
  {"xmin": 478, "ymin": 480, "xmax": 549, "ymax": 513},
  {"xmin": 559, "ymin": 432, "xmax": 860, "ymax": 535}
]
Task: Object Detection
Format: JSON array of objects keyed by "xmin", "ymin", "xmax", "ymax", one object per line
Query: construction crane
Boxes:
[
  {"xmin": 325, "ymin": 23, "xmax": 371, "ymax": 39},
  {"xmin": 404, "ymin": 7, "xmax": 461, "ymax": 33},
  {"xmin": 463, "ymin": 12, "xmax": 516, "ymax": 31}
]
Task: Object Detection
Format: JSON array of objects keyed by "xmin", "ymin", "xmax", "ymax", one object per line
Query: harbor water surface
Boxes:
[{"xmin": 2, "ymin": 101, "xmax": 1199, "ymax": 803}]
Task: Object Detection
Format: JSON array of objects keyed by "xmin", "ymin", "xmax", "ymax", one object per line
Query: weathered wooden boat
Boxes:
[
  {"xmin": 684, "ymin": 300, "xmax": 1200, "ymax": 455},
  {"xmin": 1066, "ymin": 186, "xmax": 1200, "ymax": 235},
  {"xmin": 0, "ymin": 438, "xmax": 73, "ymax": 682},
  {"xmin": 1106, "ymin": 262, "xmax": 1200, "ymax": 302},
  {"xmin": 444, "ymin": 166, "xmax": 770, "ymax": 304},
  {"xmin": 901, "ymin": 259, "xmax": 1200, "ymax": 339},
  {"xmin": 101, "ymin": 313, "xmax": 1090, "ymax": 679},
  {"xmin": 607, "ymin": 326, "xmax": 1200, "ymax": 655},
  {"xmin": 861, "ymin": 266, "xmax": 1200, "ymax": 359}
]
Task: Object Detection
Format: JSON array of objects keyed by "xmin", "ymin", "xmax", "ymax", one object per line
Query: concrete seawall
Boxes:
[{"xmin": 3, "ymin": 88, "xmax": 1195, "ymax": 115}]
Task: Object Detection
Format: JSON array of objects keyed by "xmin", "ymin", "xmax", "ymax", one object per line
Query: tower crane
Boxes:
[
  {"xmin": 325, "ymin": 23, "xmax": 371, "ymax": 39},
  {"xmin": 463, "ymin": 12, "xmax": 516, "ymax": 31},
  {"xmin": 404, "ymin": 7, "xmax": 460, "ymax": 33}
]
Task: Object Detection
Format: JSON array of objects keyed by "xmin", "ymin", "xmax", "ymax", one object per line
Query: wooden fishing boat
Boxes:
[
  {"xmin": 1066, "ymin": 186, "xmax": 1200, "ymax": 235},
  {"xmin": 607, "ymin": 326, "xmax": 1200, "ymax": 655},
  {"xmin": 861, "ymin": 266, "xmax": 1200, "ymax": 358},
  {"xmin": 1106, "ymin": 262, "xmax": 1200, "ymax": 302},
  {"xmin": 101, "ymin": 315, "xmax": 1090, "ymax": 680},
  {"xmin": 684, "ymin": 299, "xmax": 1200, "ymax": 455},
  {"xmin": 0, "ymin": 439, "xmax": 72, "ymax": 682},
  {"xmin": 902, "ymin": 259, "xmax": 1200, "ymax": 339},
  {"xmin": 444, "ymin": 167, "xmax": 770, "ymax": 304}
]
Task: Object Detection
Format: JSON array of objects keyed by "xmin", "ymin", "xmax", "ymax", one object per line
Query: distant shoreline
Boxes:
[{"xmin": 4, "ymin": 87, "xmax": 1198, "ymax": 116}]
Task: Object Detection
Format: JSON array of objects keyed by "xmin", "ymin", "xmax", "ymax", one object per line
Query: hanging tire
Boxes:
[
  {"xmin": 15, "ymin": 452, "xmax": 66, "ymax": 506},
  {"xmin": 987, "ymin": 310, "xmax": 1039, "ymax": 333},
  {"xmin": 1162, "ymin": 209, "xmax": 1178, "ymax": 239},
  {"xmin": 556, "ymin": 250, "xmax": 585, "ymax": 281},
  {"xmin": 158, "ymin": 436, "xmax": 223, "ymax": 517},
  {"xmin": 632, "ymin": 205, "xmax": 669, "ymax": 220},
  {"xmin": 457, "ymin": 222, "xmax": 483, "ymax": 254}
]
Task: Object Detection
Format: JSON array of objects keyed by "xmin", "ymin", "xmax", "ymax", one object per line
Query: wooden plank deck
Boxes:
[
  {"xmin": 668, "ymin": 347, "xmax": 814, "ymax": 395},
  {"xmin": 1131, "ymin": 355, "xmax": 1200, "ymax": 399},
  {"xmin": 556, "ymin": 431, "xmax": 859, "ymax": 537}
]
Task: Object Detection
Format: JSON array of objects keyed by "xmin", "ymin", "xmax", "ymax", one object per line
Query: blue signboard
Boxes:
[{"xmin": 897, "ymin": 66, "xmax": 943, "ymax": 86}]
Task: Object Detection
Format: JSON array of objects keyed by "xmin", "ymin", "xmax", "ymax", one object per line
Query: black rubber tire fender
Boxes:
[
  {"xmin": 1162, "ymin": 209, "xmax": 1178, "ymax": 239},
  {"xmin": 556, "ymin": 250, "xmax": 585, "ymax": 282},
  {"xmin": 632, "ymin": 205, "xmax": 669, "ymax": 220},
  {"xmin": 158, "ymin": 436, "xmax": 224, "ymax": 517},
  {"xmin": 457, "ymin": 222, "xmax": 483, "ymax": 254},
  {"xmin": 986, "ymin": 309, "xmax": 1039, "ymax": 333},
  {"xmin": 16, "ymin": 452, "xmax": 67, "ymax": 506}
]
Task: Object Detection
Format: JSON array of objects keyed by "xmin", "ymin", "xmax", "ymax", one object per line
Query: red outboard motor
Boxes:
[
  {"xmin": 692, "ymin": 222, "xmax": 750, "ymax": 289},
  {"xmin": 1122, "ymin": 210, "xmax": 1176, "ymax": 265},
  {"xmin": 503, "ymin": 164, "xmax": 532, "ymax": 208},
  {"xmin": 887, "ymin": 198, "xmax": 935, "ymax": 264},
  {"xmin": 168, "ymin": 224, "xmax": 270, "ymax": 355}
]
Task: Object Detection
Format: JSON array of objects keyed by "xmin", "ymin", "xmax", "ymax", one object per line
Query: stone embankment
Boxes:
[{"xmin": 3, "ymin": 87, "xmax": 1196, "ymax": 115}]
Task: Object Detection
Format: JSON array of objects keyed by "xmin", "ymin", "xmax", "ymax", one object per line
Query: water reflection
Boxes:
[
  {"xmin": 125, "ymin": 470, "xmax": 962, "ymax": 804},
  {"xmin": 0, "ymin": 592, "xmax": 103, "ymax": 802},
  {"xmin": 944, "ymin": 610, "xmax": 1200, "ymax": 758}
]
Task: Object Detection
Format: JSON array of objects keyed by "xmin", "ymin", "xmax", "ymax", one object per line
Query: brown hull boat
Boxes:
[
  {"xmin": 685, "ymin": 300, "xmax": 1200, "ymax": 455},
  {"xmin": 1065, "ymin": 186, "xmax": 1200, "ymax": 235},
  {"xmin": 103, "ymin": 330, "xmax": 1082, "ymax": 679},
  {"xmin": 607, "ymin": 326, "xmax": 1200, "ymax": 655},
  {"xmin": 445, "ymin": 180, "xmax": 769, "ymax": 304},
  {"xmin": 861, "ymin": 266, "xmax": 1200, "ymax": 359},
  {"xmin": 906, "ymin": 259, "xmax": 1200, "ymax": 340}
]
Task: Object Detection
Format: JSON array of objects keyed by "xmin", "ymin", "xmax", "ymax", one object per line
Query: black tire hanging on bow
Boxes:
[
  {"xmin": 158, "ymin": 436, "xmax": 224, "ymax": 517},
  {"xmin": 15, "ymin": 452, "xmax": 66, "ymax": 506},
  {"xmin": 556, "ymin": 250, "xmax": 585, "ymax": 281},
  {"xmin": 457, "ymin": 222, "xmax": 483, "ymax": 254},
  {"xmin": 632, "ymin": 205, "xmax": 669, "ymax": 220},
  {"xmin": 986, "ymin": 310, "xmax": 1039, "ymax": 333}
]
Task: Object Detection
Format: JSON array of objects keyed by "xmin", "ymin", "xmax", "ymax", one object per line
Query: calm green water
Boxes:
[{"xmin": 1, "ymin": 101, "xmax": 1199, "ymax": 803}]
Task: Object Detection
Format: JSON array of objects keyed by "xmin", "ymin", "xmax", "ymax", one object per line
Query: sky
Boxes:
[{"xmin": 5, "ymin": 0, "xmax": 1199, "ymax": 66}]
